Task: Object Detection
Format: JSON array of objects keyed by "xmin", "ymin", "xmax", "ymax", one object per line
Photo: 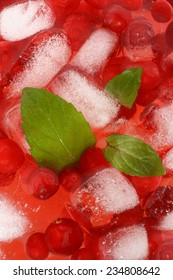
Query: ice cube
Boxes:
[
  {"xmin": 123, "ymin": 17, "xmax": 154, "ymax": 61},
  {"xmin": 152, "ymin": 102, "xmax": 173, "ymax": 149},
  {"xmin": 158, "ymin": 211, "xmax": 173, "ymax": 231},
  {"xmin": 1, "ymin": 102, "xmax": 30, "ymax": 152},
  {"xmin": 0, "ymin": 0, "xmax": 55, "ymax": 41},
  {"xmin": 3, "ymin": 30, "xmax": 72, "ymax": 99},
  {"xmin": 67, "ymin": 167, "xmax": 139, "ymax": 229},
  {"xmin": 95, "ymin": 224, "xmax": 149, "ymax": 260},
  {"xmin": 50, "ymin": 69, "xmax": 120, "ymax": 129},
  {"xmin": 70, "ymin": 28, "xmax": 118, "ymax": 74},
  {"xmin": 0, "ymin": 195, "xmax": 28, "ymax": 242}
]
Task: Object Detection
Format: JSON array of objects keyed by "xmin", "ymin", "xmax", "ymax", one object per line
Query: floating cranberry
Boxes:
[
  {"xmin": 129, "ymin": 175, "xmax": 162, "ymax": 197},
  {"xmin": 45, "ymin": 218, "xmax": 84, "ymax": 255},
  {"xmin": 63, "ymin": 13, "xmax": 93, "ymax": 51},
  {"xmin": 26, "ymin": 232, "xmax": 49, "ymax": 260},
  {"xmin": 0, "ymin": 138, "xmax": 25, "ymax": 175},
  {"xmin": 165, "ymin": 21, "xmax": 173, "ymax": 49},
  {"xmin": 103, "ymin": 4, "xmax": 132, "ymax": 33},
  {"xmin": 78, "ymin": 147, "xmax": 109, "ymax": 176},
  {"xmin": 59, "ymin": 166, "xmax": 82, "ymax": 192},
  {"xmin": 145, "ymin": 186, "xmax": 173, "ymax": 219},
  {"xmin": 151, "ymin": 0, "xmax": 172, "ymax": 23},
  {"xmin": 27, "ymin": 167, "xmax": 59, "ymax": 200},
  {"xmin": 71, "ymin": 248, "xmax": 95, "ymax": 260},
  {"xmin": 152, "ymin": 240, "xmax": 173, "ymax": 259}
]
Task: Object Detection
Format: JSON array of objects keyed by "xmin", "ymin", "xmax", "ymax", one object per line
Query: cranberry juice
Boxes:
[{"xmin": 0, "ymin": 0, "xmax": 173, "ymax": 260}]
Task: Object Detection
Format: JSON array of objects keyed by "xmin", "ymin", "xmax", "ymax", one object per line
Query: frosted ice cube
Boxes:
[
  {"xmin": 1, "ymin": 102, "xmax": 30, "ymax": 152},
  {"xmin": 50, "ymin": 69, "xmax": 120, "ymax": 129},
  {"xmin": 152, "ymin": 102, "xmax": 173, "ymax": 149},
  {"xmin": 70, "ymin": 28, "xmax": 118, "ymax": 74},
  {"xmin": 6, "ymin": 32, "xmax": 71, "ymax": 98},
  {"xmin": 0, "ymin": 0, "xmax": 55, "ymax": 41},
  {"xmin": 0, "ymin": 195, "xmax": 28, "ymax": 242},
  {"xmin": 158, "ymin": 211, "xmax": 173, "ymax": 231},
  {"xmin": 163, "ymin": 148, "xmax": 173, "ymax": 173},
  {"xmin": 68, "ymin": 168, "xmax": 139, "ymax": 228},
  {"xmin": 99, "ymin": 224, "xmax": 148, "ymax": 260}
]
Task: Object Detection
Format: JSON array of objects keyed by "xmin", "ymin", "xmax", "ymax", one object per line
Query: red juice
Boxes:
[{"xmin": 0, "ymin": 0, "xmax": 173, "ymax": 260}]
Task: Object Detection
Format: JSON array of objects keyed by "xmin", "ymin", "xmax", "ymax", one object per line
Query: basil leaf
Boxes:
[
  {"xmin": 105, "ymin": 68, "xmax": 142, "ymax": 108},
  {"xmin": 21, "ymin": 88, "xmax": 96, "ymax": 172},
  {"xmin": 103, "ymin": 134, "xmax": 166, "ymax": 177}
]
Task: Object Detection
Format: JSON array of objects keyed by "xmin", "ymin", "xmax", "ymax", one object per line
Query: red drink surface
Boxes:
[{"xmin": 0, "ymin": 0, "xmax": 173, "ymax": 260}]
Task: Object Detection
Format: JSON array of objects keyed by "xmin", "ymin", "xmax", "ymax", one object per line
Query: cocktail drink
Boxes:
[{"xmin": 0, "ymin": 0, "xmax": 173, "ymax": 260}]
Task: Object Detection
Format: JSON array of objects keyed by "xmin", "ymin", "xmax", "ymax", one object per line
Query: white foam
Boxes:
[
  {"xmin": 0, "ymin": 196, "xmax": 28, "ymax": 242},
  {"xmin": 71, "ymin": 168, "xmax": 139, "ymax": 215},
  {"xmin": 158, "ymin": 211, "xmax": 173, "ymax": 231},
  {"xmin": 101, "ymin": 224, "xmax": 149, "ymax": 260},
  {"xmin": 70, "ymin": 28, "xmax": 118, "ymax": 74},
  {"xmin": 163, "ymin": 148, "xmax": 173, "ymax": 173},
  {"xmin": 0, "ymin": 0, "xmax": 55, "ymax": 41},
  {"xmin": 50, "ymin": 69, "xmax": 120, "ymax": 129},
  {"xmin": 2, "ymin": 102, "xmax": 30, "ymax": 152},
  {"xmin": 7, "ymin": 32, "xmax": 71, "ymax": 98}
]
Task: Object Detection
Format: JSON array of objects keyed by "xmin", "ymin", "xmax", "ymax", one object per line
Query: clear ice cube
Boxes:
[{"xmin": 67, "ymin": 167, "xmax": 139, "ymax": 229}]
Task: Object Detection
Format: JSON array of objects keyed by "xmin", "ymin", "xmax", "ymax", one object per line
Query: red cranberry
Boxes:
[
  {"xmin": 151, "ymin": 0, "xmax": 172, "ymax": 23},
  {"xmin": 45, "ymin": 218, "xmax": 84, "ymax": 255},
  {"xmin": 103, "ymin": 4, "xmax": 132, "ymax": 33},
  {"xmin": 26, "ymin": 232, "xmax": 49, "ymax": 260},
  {"xmin": 152, "ymin": 240, "xmax": 173, "ymax": 259},
  {"xmin": 145, "ymin": 186, "xmax": 173, "ymax": 219},
  {"xmin": 27, "ymin": 167, "xmax": 59, "ymax": 200},
  {"xmin": 71, "ymin": 248, "xmax": 95, "ymax": 260},
  {"xmin": 165, "ymin": 21, "xmax": 173, "ymax": 49},
  {"xmin": 59, "ymin": 166, "xmax": 82, "ymax": 192},
  {"xmin": 0, "ymin": 138, "xmax": 25, "ymax": 175},
  {"xmin": 78, "ymin": 147, "xmax": 109, "ymax": 176},
  {"xmin": 129, "ymin": 175, "xmax": 162, "ymax": 197}
]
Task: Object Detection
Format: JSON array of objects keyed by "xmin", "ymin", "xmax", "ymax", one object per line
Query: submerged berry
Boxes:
[
  {"xmin": 26, "ymin": 232, "xmax": 49, "ymax": 260},
  {"xmin": 45, "ymin": 218, "xmax": 84, "ymax": 255},
  {"xmin": 27, "ymin": 167, "xmax": 59, "ymax": 200},
  {"xmin": 151, "ymin": 0, "xmax": 172, "ymax": 23},
  {"xmin": 59, "ymin": 166, "xmax": 82, "ymax": 192},
  {"xmin": 145, "ymin": 186, "xmax": 173, "ymax": 219},
  {"xmin": 0, "ymin": 138, "xmax": 25, "ymax": 175},
  {"xmin": 79, "ymin": 147, "xmax": 109, "ymax": 176}
]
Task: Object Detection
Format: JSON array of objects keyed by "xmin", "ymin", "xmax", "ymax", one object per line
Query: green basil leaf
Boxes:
[
  {"xmin": 105, "ymin": 68, "xmax": 142, "ymax": 108},
  {"xmin": 21, "ymin": 87, "xmax": 96, "ymax": 172},
  {"xmin": 103, "ymin": 134, "xmax": 166, "ymax": 177}
]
